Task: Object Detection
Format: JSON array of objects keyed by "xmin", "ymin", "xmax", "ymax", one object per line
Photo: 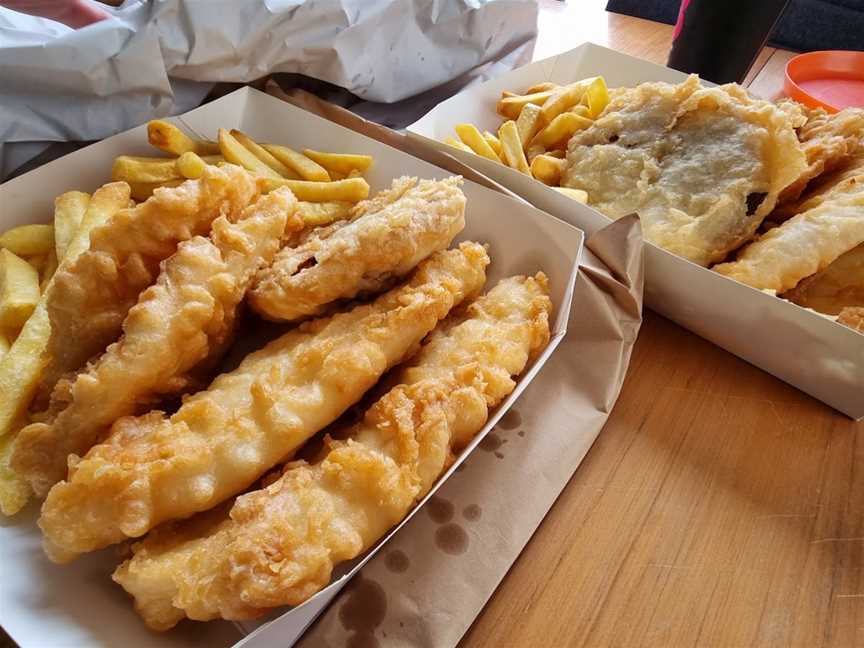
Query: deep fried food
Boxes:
[
  {"xmin": 113, "ymin": 272, "xmax": 552, "ymax": 629},
  {"xmin": 249, "ymin": 176, "xmax": 466, "ymax": 322},
  {"xmin": 714, "ymin": 180, "xmax": 864, "ymax": 292},
  {"xmin": 783, "ymin": 243, "xmax": 864, "ymax": 315},
  {"xmin": 39, "ymin": 243, "xmax": 490, "ymax": 563},
  {"xmin": 562, "ymin": 75, "xmax": 807, "ymax": 266},
  {"xmin": 838, "ymin": 307, "xmax": 864, "ymax": 333},
  {"xmin": 775, "ymin": 106, "xmax": 864, "ymax": 209},
  {"xmin": 38, "ymin": 165, "xmax": 260, "ymax": 404},
  {"xmin": 12, "ymin": 189, "xmax": 300, "ymax": 497},
  {"xmin": 776, "ymin": 149, "xmax": 864, "ymax": 219}
]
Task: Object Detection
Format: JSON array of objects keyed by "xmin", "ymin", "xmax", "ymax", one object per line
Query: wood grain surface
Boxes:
[{"xmin": 460, "ymin": 3, "xmax": 863, "ymax": 647}]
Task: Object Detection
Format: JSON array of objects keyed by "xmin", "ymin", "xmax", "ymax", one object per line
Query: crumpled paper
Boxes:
[
  {"xmin": 0, "ymin": 0, "xmax": 538, "ymax": 177},
  {"xmin": 263, "ymin": 86, "xmax": 645, "ymax": 648}
]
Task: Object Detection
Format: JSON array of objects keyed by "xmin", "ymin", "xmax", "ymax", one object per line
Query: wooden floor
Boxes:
[{"xmin": 461, "ymin": 2, "xmax": 864, "ymax": 647}]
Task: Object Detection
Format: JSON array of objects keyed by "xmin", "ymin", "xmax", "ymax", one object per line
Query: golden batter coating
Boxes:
[
  {"xmin": 249, "ymin": 176, "xmax": 466, "ymax": 321},
  {"xmin": 714, "ymin": 179, "xmax": 864, "ymax": 293},
  {"xmin": 113, "ymin": 273, "xmax": 551, "ymax": 630},
  {"xmin": 13, "ymin": 189, "xmax": 299, "ymax": 497},
  {"xmin": 562, "ymin": 75, "xmax": 806, "ymax": 266},
  {"xmin": 38, "ymin": 165, "xmax": 260, "ymax": 403},
  {"xmin": 38, "ymin": 243, "xmax": 489, "ymax": 563}
]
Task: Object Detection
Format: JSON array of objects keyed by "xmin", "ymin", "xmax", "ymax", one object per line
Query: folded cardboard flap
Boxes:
[{"xmin": 406, "ymin": 42, "xmax": 864, "ymax": 420}]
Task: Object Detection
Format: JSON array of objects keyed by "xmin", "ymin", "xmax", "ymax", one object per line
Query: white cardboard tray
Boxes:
[
  {"xmin": 407, "ymin": 42, "xmax": 864, "ymax": 420},
  {"xmin": 0, "ymin": 87, "xmax": 583, "ymax": 648}
]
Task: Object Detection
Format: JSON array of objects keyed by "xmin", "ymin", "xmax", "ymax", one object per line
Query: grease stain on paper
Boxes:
[
  {"xmin": 499, "ymin": 409, "xmax": 522, "ymax": 430},
  {"xmin": 479, "ymin": 433, "xmax": 502, "ymax": 452},
  {"xmin": 339, "ymin": 574, "xmax": 387, "ymax": 648},
  {"xmin": 384, "ymin": 549, "xmax": 410, "ymax": 573},
  {"xmin": 462, "ymin": 504, "xmax": 482, "ymax": 522},
  {"xmin": 435, "ymin": 523, "xmax": 469, "ymax": 555},
  {"xmin": 426, "ymin": 495, "xmax": 454, "ymax": 523}
]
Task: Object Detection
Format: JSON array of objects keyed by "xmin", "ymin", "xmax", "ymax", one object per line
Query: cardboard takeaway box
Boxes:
[
  {"xmin": 0, "ymin": 87, "xmax": 584, "ymax": 648},
  {"xmin": 408, "ymin": 42, "xmax": 864, "ymax": 420}
]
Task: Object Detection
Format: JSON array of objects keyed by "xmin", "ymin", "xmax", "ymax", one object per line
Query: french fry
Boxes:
[
  {"xmin": 496, "ymin": 90, "xmax": 555, "ymax": 120},
  {"xmin": 0, "ymin": 224, "xmax": 54, "ymax": 257},
  {"xmin": 553, "ymin": 186, "xmax": 588, "ymax": 203},
  {"xmin": 263, "ymin": 144, "xmax": 329, "ymax": 181},
  {"xmin": 0, "ymin": 331, "xmax": 8, "ymax": 361},
  {"xmin": 482, "ymin": 131, "xmax": 503, "ymax": 159},
  {"xmin": 27, "ymin": 254, "xmax": 46, "ymax": 274},
  {"xmin": 218, "ymin": 128, "xmax": 281, "ymax": 179},
  {"xmin": 127, "ymin": 179, "xmax": 184, "ymax": 202},
  {"xmin": 501, "ymin": 90, "xmax": 518, "ymax": 98},
  {"xmin": 530, "ymin": 112, "xmax": 593, "ymax": 150},
  {"xmin": 526, "ymin": 144, "xmax": 546, "ymax": 162},
  {"xmin": 230, "ymin": 130, "xmax": 301, "ymax": 179},
  {"xmin": 443, "ymin": 137, "xmax": 473, "ymax": 153},
  {"xmin": 515, "ymin": 103, "xmax": 544, "ymax": 148},
  {"xmin": 53, "ymin": 191, "xmax": 88, "ymax": 262},
  {"xmin": 111, "ymin": 156, "xmax": 180, "ymax": 185},
  {"xmin": 540, "ymin": 77, "xmax": 599, "ymax": 124},
  {"xmin": 498, "ymin": 120, "xmax": 530, "ymax": 174},
  {"xmin": 583, "ymin": 76, "xmax": 609, "ymax": 118},
  {"xmin": 0, "ymin": 249, "xmax": 40, "ymax": 330},
  {"xmin": 525, "ymin": 81, "xmax": 560, "ymax": 94},
  {"xmin": 176, "ymin": 152, "xmax": 207, "ymax": 179},
  {"xmin": 297, "ymin": 201, "xmax": 354, "ymax": 227},
  {"xmin": 302, "ymin": 149, "xmax": 374, "ymax": 176},
  {"xmin": 530, "ymin": 154, "xmax": 566, "ymax": 186},
  {"xmin": 0, "ymin": 182, "xmax": 130, "ymax": 448},
  {"xmin": 546, "ymin": 149, "xmax": 566, "ymax": 159},
  {"xmin": 261, "ymin": 177, "xmax": 370, "ymax": 202},
  {"xmin": 40, "ymin": 249, "xmax": 58, "ymax": 290},
  {"xmin": 147, "ymin": 120, "xmax": 220, "ymax": 156},
  {"xmin": 0, "ymin": 433, "xmax": 30, "ymax": 516},
  {"xmin": 569, "ymin": 105, "xmax": 591, "ymax": 118},
  {"xmin": 455, "ymin": 123, "xmax": 500, "ymax": 161}
]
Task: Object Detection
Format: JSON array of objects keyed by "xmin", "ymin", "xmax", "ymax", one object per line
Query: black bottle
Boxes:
[{"xmin": 667, "ymin": 0, "xmax": 790, "ymax": 84}]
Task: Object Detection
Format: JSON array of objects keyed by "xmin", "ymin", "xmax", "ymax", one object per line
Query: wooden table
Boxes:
[{"xmin": 461, "ymin": 3, "xmax": 864, "ymax": 647}]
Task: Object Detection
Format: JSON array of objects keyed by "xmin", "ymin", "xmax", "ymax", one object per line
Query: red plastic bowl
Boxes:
[{"xmin": 784, "ymin": 50, "xmax": 864, "ymax": 113}]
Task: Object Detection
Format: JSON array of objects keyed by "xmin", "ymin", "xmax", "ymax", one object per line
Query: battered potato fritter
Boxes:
[
  {"xmin": 112, "ymin": 273, "xmax": 551, "ymax": 630},
  {"xmin": 38, "ymin": 243, "xmax": 489, "ymax": 564},
  {"xmin": 249, "ymin": 176, "xmax": 466, "ymax": 321},
  {"xmin": 562, "ymin": 75, "xmax": 806, "ymax": 266}
]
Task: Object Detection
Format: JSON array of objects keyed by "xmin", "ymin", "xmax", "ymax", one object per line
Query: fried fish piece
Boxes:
[
  {"xmin": 775, "ymin": 149, "xmax": 864, "ymax": 219},
  {"xmin": 838, "ymin": 307, "xmax": 864, "ymax": 333},
  {"xmin": 112, "ymin": 273, "xmax": 552, "ymax": 629},
  {"xmin": 249, "ymin": 176, "xmax": 466, "ymax": 321},
  {"xmin": 775, "ymin": 106, "xmax": 864, "ymax": 209},
  {"xmin": 12, "ymin": 189, "xmax": 300, "ymax": 497},
  {"xmin": 783, "ymin": 242, "xmax": 864, "ymax": 315},
  {"xmin": 37, "ymin": 165, "xmax": 260, "ymax": 403},
  {"xmin": 714, "ymin": 180, "xmax": 864, "ymax": 292},
  {"xmin": 39, "ymin": 243, "xmax": 489, "ymax": 563},
  {"xmin": 562, "ymin": 75, "xmax": 807, "ymax": 266}
]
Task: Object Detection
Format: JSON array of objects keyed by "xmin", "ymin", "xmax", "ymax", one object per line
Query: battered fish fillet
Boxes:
[
  {"xmin": 112, "ymin": 273, "xmax": 552, "ymax": 629},
  {"xmin": 249, "ymin": 176, "xmax": 466, "ymax": 321},
  {"xmin": 777, "ymin": 149, "xmax": 864, "ymax": 217},
  {"xmin": 775, "ymin": 106, "xmax": 864, "ymax": 208},
  {"xmin": 12, "ymin": 189, "xmax": 300, "ymax": 497},
  {"xmin": 783, "ymin": 243, "xmax": 864, "ymax": 315},
  {"xmin": 838, "ymin": 307, "xmax": 864, "ymax": 333},
  {"xmin": 714, "ymin": 180, "xmax": 864, "ymax": 292},
  {"xmin": 39, "ymin": 243, "xmax": 489, "ymax": 563},
  {"xmin": 38, "ymin": 164, "xmax": 260, "ymax": 402},
  {"xmin": 562, "ymin": 75, "xmax": 807, "ymax": 266}
]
